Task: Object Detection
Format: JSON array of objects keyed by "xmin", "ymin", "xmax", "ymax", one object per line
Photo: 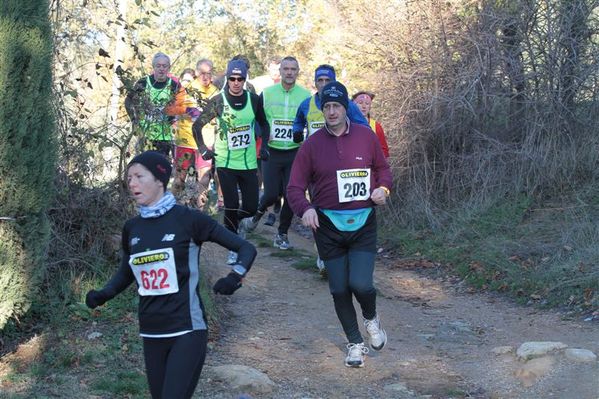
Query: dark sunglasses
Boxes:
[{"xmin": 228, "ymin": 76, "xmax": 246, "ymax": 82}]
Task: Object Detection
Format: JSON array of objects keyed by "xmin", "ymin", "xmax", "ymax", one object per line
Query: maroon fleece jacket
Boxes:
[{"xmin": 287, "ymin": 121, "xmax": 392, "ymax": 216}]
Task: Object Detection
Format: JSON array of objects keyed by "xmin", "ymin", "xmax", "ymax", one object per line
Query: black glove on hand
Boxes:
[
  {"xmin": 200, "ymin": 148, "xmax": 217, "ymax": 161},
  {"xmin": 86, "ymin": 289, "xmax": 108, "ymax": 309},
  {"xmin": 293, "ymin": 131, "xmax": 304, "ymax": 143},
  {"xmin": 259, "ymin": 147, "xmax": 270, "ymax": 161},
  {"xmin": 213, "ymin": 272, "xmax": 242, "ymax": 295}
]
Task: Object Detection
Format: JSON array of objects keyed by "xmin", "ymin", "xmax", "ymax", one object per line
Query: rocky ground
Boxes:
[{"xmin": 196, "ymin": 220, "xmax": 599, "ymax": 399}]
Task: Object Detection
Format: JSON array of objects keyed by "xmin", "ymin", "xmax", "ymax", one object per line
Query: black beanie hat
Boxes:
[
  {"xmin": 320, "ymin": 81, "xmax": 349, "ymax": 110},
  {"xmin": 128, "ymin": 151, "xmax": 172, "ymax": 189}
]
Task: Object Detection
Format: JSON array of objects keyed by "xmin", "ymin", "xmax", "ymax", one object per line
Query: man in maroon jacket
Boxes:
[{"xmin": 287, "ymin": 82, "xmax": 392, "ymax": 368}]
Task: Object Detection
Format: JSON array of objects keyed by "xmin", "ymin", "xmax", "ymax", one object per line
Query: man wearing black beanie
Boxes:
[{"xmin": 288, "ymin": 81, "xmax": 393, "ymax": 369}]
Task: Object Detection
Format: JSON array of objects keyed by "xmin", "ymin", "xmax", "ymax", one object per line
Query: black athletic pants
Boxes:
[
  {"xmin": 216, "ymin": 167, "xmax": 259, "ymax": 233},
  {"xmin": 314, "ymin": 210, "xmax": 378, "ymax": 344},
  {"xmin": 258, "ymin": 147, "xmax": 297, "ymax": 234},
  {"xmin": 143, "ymin": 330, "xmax": 208, "ymax": 399}
]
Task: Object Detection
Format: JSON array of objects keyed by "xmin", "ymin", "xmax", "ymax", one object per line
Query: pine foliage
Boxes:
[{"xmin": 0, "ymin": 0, "xmax": 56, "ymax": 329}]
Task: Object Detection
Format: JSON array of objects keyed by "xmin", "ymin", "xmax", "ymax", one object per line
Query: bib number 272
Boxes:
[{"xmin": 229, "ymin": 133, "xmax": 250, "ymax": 148}]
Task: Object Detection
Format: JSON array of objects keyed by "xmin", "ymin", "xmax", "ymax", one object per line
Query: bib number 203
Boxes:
[
  {"xmin": 141, "ymin": 269, "xmax": 170, "ymax": 290},
  {"xmin": 344, "ymin": 182, "xmax": 367, "ymax": 199}
]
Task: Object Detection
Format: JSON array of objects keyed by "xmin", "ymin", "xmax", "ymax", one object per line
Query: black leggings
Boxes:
[
  {"xmin": 314, "ymin": 210, "xmax": 378, "ymax": 344},
  {"xmin": 258, "ymin": 147, "xmax": 297, "ymax": 234},
  {"xmin": 143, "ymin": 330, "xmax": 208, "ymax": 399},
  {"xmin": 216, "ymin": 167, "xmax": 259, "ymax": 233}
]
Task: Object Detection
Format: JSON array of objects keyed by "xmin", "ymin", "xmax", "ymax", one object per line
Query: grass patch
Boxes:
[
  {"xmin": 91, "ymin": 369, "xmax": 147, "ymax": 397},
  {"xmin": 291, "ymin": 256, "xmax": 318, "ymax": 271},
  {"xmin": 384, "ymin": 191, "xmax": 599, "ymax": 310},
  {"xmin": 269, "ymin": 248, "xmax": 303, "ymax": 258},
  {"xmin": 248, "ymin": 232, "xmax": 272, "ymax": 248}
]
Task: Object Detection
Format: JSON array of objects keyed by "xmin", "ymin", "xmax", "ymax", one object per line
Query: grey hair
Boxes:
[
  {"xmin": 152, "ymin": 52, "xmax": 171, "ymax": 67},
  {"xmin": 196, "ymin": 58, "xmax": 213, "ymax": 70}
]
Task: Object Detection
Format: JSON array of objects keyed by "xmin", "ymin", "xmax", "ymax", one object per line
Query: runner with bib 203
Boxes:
[{"xmin": 287, "ymin": 82, "xmax": 392, "ymax": 369}]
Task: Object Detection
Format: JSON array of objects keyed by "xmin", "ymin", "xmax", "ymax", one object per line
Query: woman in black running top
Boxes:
[{"xmin": 85, "ymin": 151, "xmax": 256, "ymax": 399}]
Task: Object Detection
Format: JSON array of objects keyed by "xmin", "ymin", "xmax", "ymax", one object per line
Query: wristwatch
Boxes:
[{"xmin": 232, "ymin": 264, "xmax": 247, "ymax": 277}]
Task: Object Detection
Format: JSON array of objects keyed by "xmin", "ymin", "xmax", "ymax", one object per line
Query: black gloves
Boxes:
[
  {"xmin": 293, "ymin": 131, "xmax": 304, "ymax": 143},
  {"xmin": 200, "ymin": 148, "xmax": 217, "ymax": 161},
  {"xmin": 85, "ymin": 289, "xmax": 109, "ymax": 309},
  {"xmin": 259, "ymin": 147, "xmax": 270, "ymax": 161},
  {"xmin": 213, "ymin": 272, "xmax": 242, "ymax": 295}
]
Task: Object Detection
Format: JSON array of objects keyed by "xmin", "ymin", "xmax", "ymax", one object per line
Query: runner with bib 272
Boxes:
[{"xmin": 192, "ymin": 59, "xmax": 270, "ymax": 266}]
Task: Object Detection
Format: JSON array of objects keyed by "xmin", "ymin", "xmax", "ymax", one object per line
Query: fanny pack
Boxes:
[{"xmin": 321, "ymin": 208, "xmax": 372, "ymax": 232}]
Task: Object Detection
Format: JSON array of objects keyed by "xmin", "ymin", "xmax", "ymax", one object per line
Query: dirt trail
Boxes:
[{"xmin": 197, "ymin": 222, "xmax": 599, "ymax": 399}]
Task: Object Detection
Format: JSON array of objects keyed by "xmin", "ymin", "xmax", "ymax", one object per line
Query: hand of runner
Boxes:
[
  {"xmin": 85, "ymin": 289, "xmax": 108, "ymax": 309},
  {"xmin": 370, "ymin": 187, "xmax": 387, "ymax": 205},
  {"xmin": 213, "ymin": 272, "xmax": 242, "ymax": 295},
  {"xmin": 260, "ymin": 147, "xmax": 270, "ymax": 161},
  {"xmin": 200, "ymin": 149, "xmax": 217, "ymax": 160},
  {"xmin": 302, "ymin": 208, "xmax": 319, "ymax": 230},
  {"xmin": 293, "ymin": 131, "xmax": 304, "ymax": 143}
]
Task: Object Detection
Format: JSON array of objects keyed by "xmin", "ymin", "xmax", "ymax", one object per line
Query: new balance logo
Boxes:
[{"xmin": 161, "ymin": 234, "xmax": 176, "ymax": 242}]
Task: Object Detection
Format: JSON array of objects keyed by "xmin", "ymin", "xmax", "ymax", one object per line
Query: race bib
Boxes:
[
  {"xmin": 129, "ymin": 248, "xmax": 179, "ymax": 296},
  {"xmin": 308, "ymin": 121, "xmax": 325, "ymax": 136},
  {"xmin": 227, "ymin": 125, "xmax": 252, "ymax": 150},
  {"xmin": 270, "ymin": 119, "xmax": 293, "ymax": 142},
  {"xmin": 336, "ymin": 168, "xmax": 371, "ymax": 203}
]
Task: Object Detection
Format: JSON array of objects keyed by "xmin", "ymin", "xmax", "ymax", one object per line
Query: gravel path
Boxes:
[{"xmin": 196, "ymin": 221, "xmax": 599, "ymax": 399}]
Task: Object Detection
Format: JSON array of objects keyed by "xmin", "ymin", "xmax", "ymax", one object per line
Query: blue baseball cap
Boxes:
[{"xmin": 226, "ymin": 60, "xmax": 248, "ymax": 79}]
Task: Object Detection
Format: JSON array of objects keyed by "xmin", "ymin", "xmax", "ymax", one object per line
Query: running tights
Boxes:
[
  {"xmin": 143, "ymin": 330, "xmax": 208, "ymax": 399},
  {"xmin": 216, "ymin": 167, "xmax": 259, "ymax": 233}
]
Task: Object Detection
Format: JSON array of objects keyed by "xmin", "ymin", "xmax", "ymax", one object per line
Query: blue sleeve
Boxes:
[
  {"xmin": 348, "ymin": 102, "xmax": 369, "ymax": 127},
  {"xmin": 293, "ymin": 98, "xmax": 310, "ymax": 133}
]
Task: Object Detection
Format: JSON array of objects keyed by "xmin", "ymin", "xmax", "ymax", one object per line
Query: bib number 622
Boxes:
[{"xmin": 140, "ymin": 269, "xmax": 170, "ymax": 290}]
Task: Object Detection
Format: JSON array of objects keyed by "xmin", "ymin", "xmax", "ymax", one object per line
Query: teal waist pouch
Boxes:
[{"xmin": 321, "ymin": 208, "xmax": 372, "ymax": 232}]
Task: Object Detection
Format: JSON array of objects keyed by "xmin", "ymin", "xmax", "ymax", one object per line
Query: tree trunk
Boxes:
[{"xmin": 0, "ymin": 0, "xmax": 56, "ymax": 329}]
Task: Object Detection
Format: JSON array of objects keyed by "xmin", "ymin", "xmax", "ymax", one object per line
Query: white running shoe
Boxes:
[
  {"xmin": 226, "ymin": 251, "xmax": 238, "ymax": 265},
  {"xmin": 273, "ymin": 233, "xmax": 291, "ymax": 250},
  {"xmin": 237, "ymin": 225, "xmax": 246, "ymax": 240},
  {"xmin": 316, "ymin": 256, "xmax": 325, "ymax": 271},
  {"xmin": 364, "ymin": 314, "xmax": 387, "ymax": 351},
  {"xmin": 345, "ymin": 342, "xmax": 369, "ymax": 368},
  {"xmin": 239, "ymin": 216, "xmax": 259, "ymax": 234},
  {"xmin": 316, "ymin": 256, "xmax": 327, "ymax": 278}
]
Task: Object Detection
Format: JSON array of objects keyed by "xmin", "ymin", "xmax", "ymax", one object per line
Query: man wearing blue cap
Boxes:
[
  {"xmin": 292, "ymin": 64, "xmax": 368, "ymax": 140},
  {"xmin": 192, "ymin": 59, "xmax": 270, "ymax": 265}
]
